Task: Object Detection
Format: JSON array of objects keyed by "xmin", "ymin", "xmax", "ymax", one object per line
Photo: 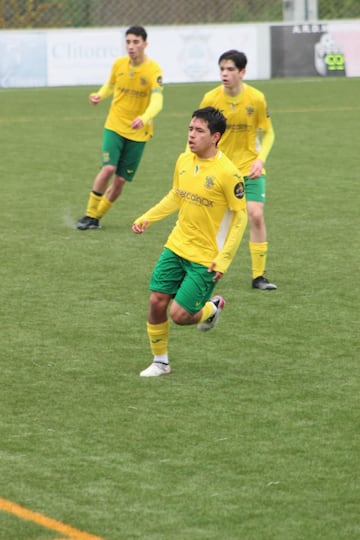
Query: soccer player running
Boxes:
[
  {"xmin": 132, "ymin": 107, "xmax": 248, "ymax": 377},
  {"xmin": 198, "ymin": 50, "xmax": 277, "ymax": 290},
  {"xmin": 77, "ymin": 26, "xmax": 163, "ymax": 230}
]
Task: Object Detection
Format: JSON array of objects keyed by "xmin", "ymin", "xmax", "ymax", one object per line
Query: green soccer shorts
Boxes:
[
  {"xmin": 149, "ymin": 248, "xmax": 217, "ymax": 315},
  {"xmin": 101, "ymin": 128, "xmax": 146, "ymax": 181},
  {"xmin": 244, "ymin": 174, "xmax": 266, "ymax": 203}
]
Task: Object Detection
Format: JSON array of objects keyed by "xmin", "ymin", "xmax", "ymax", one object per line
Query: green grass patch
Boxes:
[{"xmin": 0, "ymin": 77, "xmax": 359, "ymax": 539}]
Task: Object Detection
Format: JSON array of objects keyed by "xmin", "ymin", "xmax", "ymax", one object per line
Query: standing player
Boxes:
[
  {"xmin": 132, "ymin": 107, "xmax": 247, "ymax": 377},
  {"xmin": 77, "ymin": 26, "xmax": 163, "ymax": 230},
  {"xmin": 198, "ymin": 50, "xmax": 277, "ymax": 290}
]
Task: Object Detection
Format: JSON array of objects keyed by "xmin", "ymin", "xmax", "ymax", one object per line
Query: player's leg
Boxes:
[
  {"xmin": 140, "ymin": 249, "xmax": 183, "ymax": 377},
  {"xmin": 244, "ymin": 175, "xmax": 277, "ymax": 290},
  {"xmin": 96, "ymin": 137, "xmax": 146, "ymax": 220},
  {"xmin": 170, "ymin": 260, "xmax": 225, "ymax": 331},
  {"xmin": 77, "ymin": 128, "xmax": 120, "ymax": 230},
  {"xmin": 140, "ymin": 292, "xmax": 172, "ymax": 377}
]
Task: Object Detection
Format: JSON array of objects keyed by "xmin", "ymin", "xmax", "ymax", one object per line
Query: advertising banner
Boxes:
[
  {"xmin": 1, "ymin": 21, "xmax": 359, "ymax": 88},
  {"xmin": 0, "ymin": 24, "xmax": 260, "ymax": 88},
  {"xmin": 46, "ymin": 29, "xmax": 123, "ymax": 86},
  {"xmin": 271, "ymin": 21, "xmax": 360, "ymax": 78},
  {"xmin": 48, "ymin": 24, "xmax": 259, "ymax": 86},
  {"xmin": 0, "ymin": 31, "xmax": 47, "ymax": 88},
  {"xmin": 145, "ymin": 24, "xmax": 259, "ymax": 83}
]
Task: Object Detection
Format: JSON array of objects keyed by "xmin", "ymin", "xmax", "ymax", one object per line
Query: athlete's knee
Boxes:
[
  {"xmin": 106, "ymin": 175, "xmax": 126, "ymax": 200},
  {"xmin": 149, "ymin": 291, "xmax": 169, "ymax": 310},
  {"xmin": 169, "ymin": 302, "xmax": 192, "ymax": 325},
  {"xmin": 247, "ymin": 204, "xmax": 264, "ymax": 227},
  {"xmin": 148, "ymin": 291, "xmax": 171, "ymax": 323},
  {"xmin": 113, "ymin": 175, "xmax": 126, "ymax": 188},
  {"xmin": 249, "ymin": 214, "xmax": 265, "ymax": 230},
  {"xmin": 99, "ymin": 164, "xmax": 116, "ymax": 182}
]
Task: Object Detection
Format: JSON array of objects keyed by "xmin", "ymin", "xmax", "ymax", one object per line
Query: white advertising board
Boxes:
[
  {"xmin": 46, "ymin": 24, "xmax": 260, "ymax": 86},
  {"xmin": 0, "ymin": 30, "xmax": 47, "ymax": 88},
  {"xmin": 0, "ymin": 24, "xmax": 262, "ymax": 88},
  {"xmin": 46, "ymin": 28, "xmax": 123, "ymax": 86},
  {"xmin": 145, "ymin": 24, "xmax": 260, "ymax": 83}
]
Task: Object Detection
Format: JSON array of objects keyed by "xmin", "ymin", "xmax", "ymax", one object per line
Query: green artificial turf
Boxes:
[{"xmin": 0, "ymin": 77, "xmax": 359, "ymax": 540}]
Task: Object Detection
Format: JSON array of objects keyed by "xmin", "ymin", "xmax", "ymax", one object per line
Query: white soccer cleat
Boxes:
[
  {"xmin": 197, "ymin": 295, "xmax": 225, "ymax": 332},
  {"xmin": 140, "ymin": 362, "xmax": 172, "ymax": 377}
]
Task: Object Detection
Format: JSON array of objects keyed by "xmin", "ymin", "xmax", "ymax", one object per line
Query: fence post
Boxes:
[{"xmin": 283, "ymin": 0, "xmax": 318, "ymax": 21}]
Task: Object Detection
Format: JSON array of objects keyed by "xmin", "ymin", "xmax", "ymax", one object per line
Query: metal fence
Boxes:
[{"xmin": 1, "ymin": 0, "xmax": 360, "ymax": 29}]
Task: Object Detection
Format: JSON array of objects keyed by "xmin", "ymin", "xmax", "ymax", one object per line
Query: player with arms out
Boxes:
[
  {"xmin": 77, "ymin": 26, "xmax": 163, "ymax": 230},
  {"xmin": 132, "ymin": 107, "xmax": 248, "ymax": 377},
  {"xmin": 199, "ymin": 50, "xmax": 277, "ymax": 290}
]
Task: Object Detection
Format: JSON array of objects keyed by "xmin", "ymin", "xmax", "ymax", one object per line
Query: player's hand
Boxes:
[
  {"xmin": 131, "ymin": 117, "xmax": 144, "ymax": 129},
  {"xmin": 248, "ymin": 158, "xmax": 263, "ymax": 179},
  {"xmin": 208, "ymin": 261, "xmax": 223, "ymax": 282},
  {"xmin": 89, "ymin": 94, "xmax": 101, "ymax": 105},
  {"xmin": 132, "ymin": 220, "xmax": 149, "ymax": 234}
]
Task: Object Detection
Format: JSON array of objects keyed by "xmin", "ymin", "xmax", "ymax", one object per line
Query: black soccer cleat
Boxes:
[
  {"xmin": 252, "ymin": 276, "xmax": 277, "ymax": 290},
  {"xmin": 76, "ymin": 216, "xmax": 101, "ymax": 230}
]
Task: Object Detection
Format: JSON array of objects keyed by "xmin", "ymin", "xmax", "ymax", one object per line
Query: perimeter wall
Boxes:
[{"xmin": 0, "ymin": 20, "xmax": 359, "ymax": 88}]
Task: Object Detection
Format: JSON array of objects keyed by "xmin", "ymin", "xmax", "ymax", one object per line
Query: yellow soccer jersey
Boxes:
[
  {"xmin": 136, "ymin": 150, "xmax": 246, "ymax": 271},
  {"xmin": 200, "ymin": 83, "xmax": 273, "ymax": 175},
  {"xmin": 104, "ymin": 56, "xmax": 163, "ymax": 141}
]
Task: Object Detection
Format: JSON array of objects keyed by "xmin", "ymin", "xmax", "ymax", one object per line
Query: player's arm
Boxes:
[
  {"xmin": 249, "ymin": 120, "xmax": 275, "ymax": 178},
  {"xmin": 89, "ymin": 61, "xmax": 116, "ymax": 104},
  {"xmin": 258, "ymin": 122, "xmax": 275, "ymax": 163},
  {"xmin": 133, "ymin": 156, "xmax": 181, "ymax": 233},
  {"xmin": 257, "ymin": 95, "xmax": 275, "ymax": 164},
  {"xmin": 138, "ymin": 90, "xmax": 163, "ymax": 125},
  {"xmin": 89, "ymin": 80, "xmax": 115, "ymax": 104},
  {"xmin": 136, "ymin": 68, "xmax": 164, "ymax": 126},
  {"xmin": 212, "ymin": 208, "xmax": 248, "ymax": 273},
  {"xmin": 132, "ymin": 189, "xmax": 180, "ymax": 233}
]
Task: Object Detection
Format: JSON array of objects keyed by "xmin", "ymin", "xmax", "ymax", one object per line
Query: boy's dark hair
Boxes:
[
  {"xmin": 218, "ymin": 50, "xmax": 247, "ymax": 71},
  {"xmin": 192, "ymin": 107, "xmax": 227, "ymax": 137},
  {"xmin": 126, "ymin": 26, "xmax": 147, "ymax": 41}
]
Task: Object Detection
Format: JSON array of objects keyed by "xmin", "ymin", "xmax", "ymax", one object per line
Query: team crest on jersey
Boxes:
[
  {"xmin": 246, "ymin": 106, "xmax": 255, "ymax": 116},
  {"xmin": 234, "ymin": 181, "xmax": 245, "ymax": 199},
  {"xmin": 204, "ymin": 176, "xmax": 215, "ymax": 189},
  {"xmin": 140, "ymin": 77, "xmax": 147, "ymax": 85}
]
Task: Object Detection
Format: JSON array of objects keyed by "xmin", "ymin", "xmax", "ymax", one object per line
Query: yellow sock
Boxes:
[
  {"xmin": 147, "ymin": 320, "xmax": 170, "ymax": 356},
  {"xmin": 96, "ymin": 196, "xmax": 114, "ymax": 218},
  {"xmin": 249, "ymin": 241, "xmax": 268, "ymax": 279},
  {"xmin": 198, "ymin": 301, "xmax": 216, "ymax": 323},
  {"xmin": 86, "ymin": 191, "xmax": 102, "ymax": 218}
]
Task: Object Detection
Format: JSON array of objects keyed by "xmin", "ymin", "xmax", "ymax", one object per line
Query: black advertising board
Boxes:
[{"xmin": 271, "ymin": 24, "xmax": 346, "ymax": 77}]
